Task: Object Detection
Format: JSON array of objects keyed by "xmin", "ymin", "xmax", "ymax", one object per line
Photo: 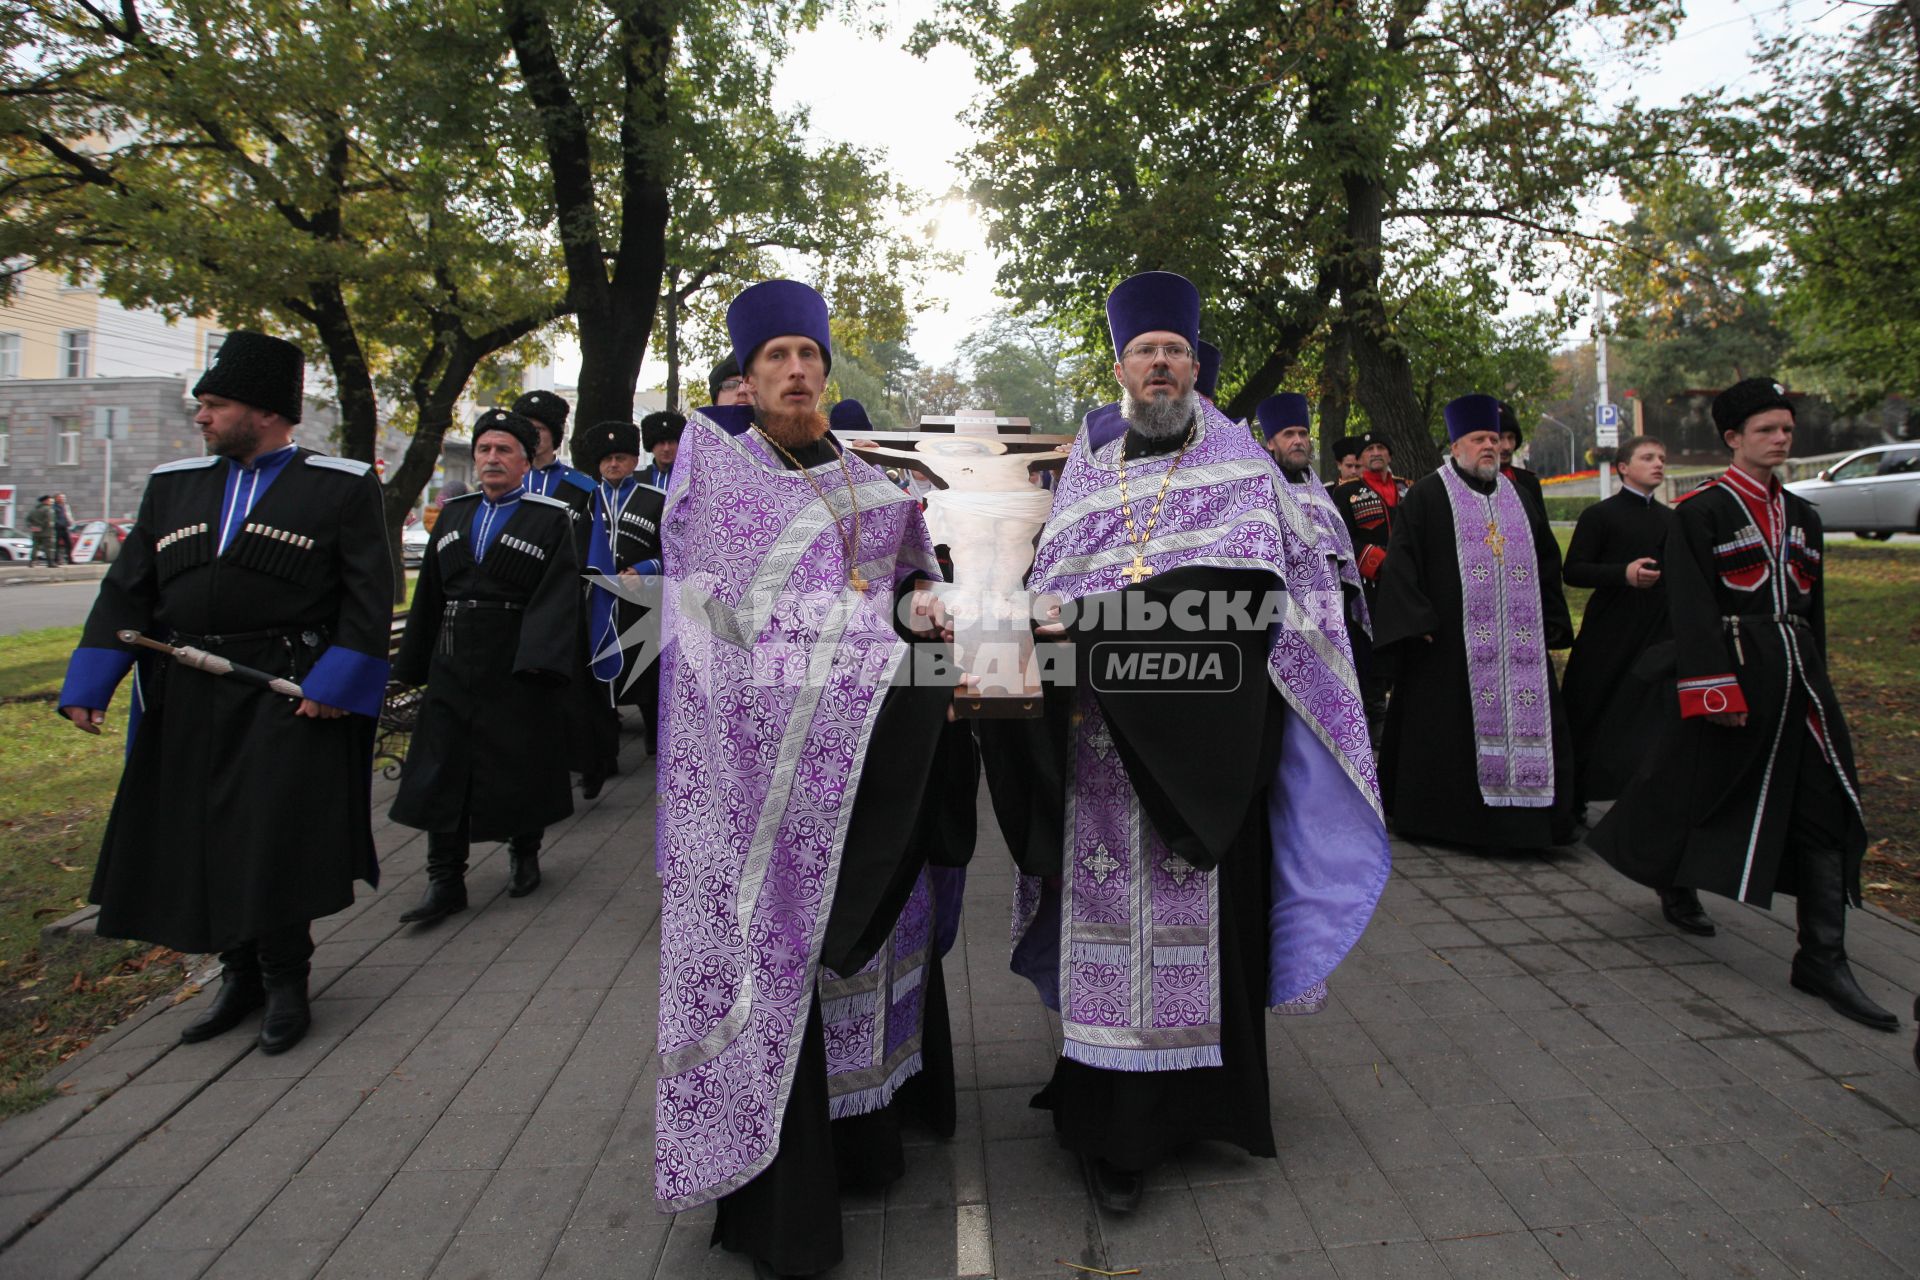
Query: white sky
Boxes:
[{"xmin": 562, "ymin": 0, "xmax": 1867, "ymax": 388}]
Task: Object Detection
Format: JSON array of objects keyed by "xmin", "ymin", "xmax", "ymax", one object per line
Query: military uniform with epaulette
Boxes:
[
  {"xmin": 58, "ymin": 332, "xmax": 394, "ymax": 1055},
  {"xmin": 1328, "ymin": 435, "xmax": 1409, "ymax": 745},
  {"xmin": 388, "ymin": 420, "xmax": 582, "ymax": 921}
]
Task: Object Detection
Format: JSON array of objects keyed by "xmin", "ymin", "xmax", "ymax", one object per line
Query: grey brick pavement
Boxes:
[{"xmin": 1, "ymin": 733, "xmax": 1916, "ymax": 1279}]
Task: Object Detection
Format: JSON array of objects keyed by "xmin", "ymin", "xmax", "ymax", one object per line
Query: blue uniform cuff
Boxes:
[
  {"xmin": 303, "ymin": 645, "xmax": 390, "ymax": 718},
  {"xmin": 60, "ymin": 646, "xmax": 135, "ymax": 714}
]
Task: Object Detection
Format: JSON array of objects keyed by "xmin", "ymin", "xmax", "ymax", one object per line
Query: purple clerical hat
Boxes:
[
  {"xmin": 1196, "ymin": 340, "xmax": 1222, "ymax": 397},
  {"xmin": 1443, "ymin": 394, "xmax": 1503, "ymax": 442},
  {"xmin": 1256, "ymin": 393, "xmax": 1310, "ymax": 441},
  {"xmin": 828, "ymin": 399, "xmax": 872, "ymax": 434},
  {"xmin": 1106, "ymin": 272, "xmax": 1201, "ymax": 359},
  {"xmin": 727, "ymin": 279, "xmax": 833, "ymax": 375}
]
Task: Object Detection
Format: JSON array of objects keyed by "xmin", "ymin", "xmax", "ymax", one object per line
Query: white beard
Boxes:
[
  {"xmin": 1121, "ymin": 387, "xmax": 1197, "ymax": 441},
  {"xmin": 1459, "ymin": 458, "xmax": 1499, "ymax": 483}
]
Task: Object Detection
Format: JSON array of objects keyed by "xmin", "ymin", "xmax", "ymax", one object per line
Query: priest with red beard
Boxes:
[{"xmin": 653, "ymin": 280, "xmax": 975, "ymax": 1279}]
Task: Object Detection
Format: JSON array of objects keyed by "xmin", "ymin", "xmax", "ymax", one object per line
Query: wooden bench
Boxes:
[{"xmin": 372, "ymin": 610, "xmax": 421, "ymax": 779}]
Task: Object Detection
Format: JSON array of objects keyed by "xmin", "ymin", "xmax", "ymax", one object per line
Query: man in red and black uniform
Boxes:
[
  {"xmin": 1329, "ymin": 431, "xmax": 1407, "ymax": 744},
  {"xmin": 1590, "ymin": 379, "xmax": 1898, "ymax": 1033}
]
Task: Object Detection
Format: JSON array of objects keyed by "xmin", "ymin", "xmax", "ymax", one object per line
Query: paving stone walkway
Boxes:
[{"xmin": 1, "ymin": 736, "xmax": 1916, "ymax": 1280}]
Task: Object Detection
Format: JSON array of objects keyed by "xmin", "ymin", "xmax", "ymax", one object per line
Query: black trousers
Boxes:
[
  {"xmin": 430, "ymin": 813, "xmax": 543, "ymax": 867},
  {"xmin": 1782, "ymin": 748, "xmax": 1851, "ymax": 897},
  {"xmin": 221, "ymin": 921, "xmax": 314, "ymax": 983}
]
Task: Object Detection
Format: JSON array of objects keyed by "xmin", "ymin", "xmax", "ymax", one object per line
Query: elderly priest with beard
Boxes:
[
  {"xmin": 1374, "ymin": 394, "xmax": 1577, "ymax": 852},
  {"xmin": 981, "ymin": 272, "xmax": 1389, "ymax": 1214},
  {"xmin": 653, "ymin": 280, "xmax": 974, "ymax": 1280}
]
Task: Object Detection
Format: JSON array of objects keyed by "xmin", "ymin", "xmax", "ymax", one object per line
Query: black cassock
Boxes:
[
  {"xmin": 708, "ymin": 428, "xmax": 979, "ymax": 1277},
  {"xmin": 979, "ymin": 550, "xmax": 1288, "ymax": 1172},
  {"xmin": 388, "ymin": 491, "xmax": 579, "ymax": 841},
  {"xmin": 1560, "ymin": 489, "xmax": 1672, "ymax": 804},
  {"xmin": 1373, "ymin": 463, "xmax": 1577, "ymax": 849},
  {"xmin": 1588, "ymin": 480, "xmax": 1867, "ymax": 906},
  {"xmin": 63, "ymin": 450, "xmax": 394, "ymax": 954}
]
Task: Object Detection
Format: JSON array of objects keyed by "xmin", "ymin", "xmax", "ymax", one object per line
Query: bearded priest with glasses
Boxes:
[
  {"xmin": 979, "ymin": 271, "xmax": 1389, "ymax": 1214},
  {"xmin": 651, "ymin": 280, "xmax": 977, "ymax": 1280}
]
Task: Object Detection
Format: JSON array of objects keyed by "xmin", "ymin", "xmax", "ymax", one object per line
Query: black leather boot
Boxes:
[
  {"xmin": 257, "ymin": 976, "xmax": 311, "ymax": 1055},
  {"xmin": 1082, "ymin": 1154, "xmax": 1144, "ymax": 1213},
  {"xmin": 1661, "ymin": 887, "xmax": 1717, "ymax": 937},
  {"xmin": 179, "ymin": 945, "xmax": 264, "ymax": 1044},
  {"xmin": 508, "ymin": 832, "xmax": 542, "ymax": 898},
  {"xmin": 256, "ymin": 925, "xmax": 313, "ymax": 1055},
  {"xmin": 1791, "ymin": 848, "xmax": 1899, "ymax": 1031},
  {"xmin": 399, "ymin": 828, "xmax": 469, "ymax": 924}
]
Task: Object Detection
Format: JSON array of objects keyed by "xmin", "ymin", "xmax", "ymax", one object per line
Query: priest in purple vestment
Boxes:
[
  {"xmin": 980, "ymin": 272, "xmax": 1390, "ymax": 1214},
  {"xmin": 652, "ymin": 279, "xmax": 975, "ymax": 1280},
  {"xmin": 1372, "ymin": 394, "xmax": 1577, "ymax": 852}
]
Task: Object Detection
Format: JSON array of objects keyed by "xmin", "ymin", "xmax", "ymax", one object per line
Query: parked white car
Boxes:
[
  {"xmin": 402, "ymin": 522, "xmax": 430, "ymax": 565},
  {"xmin": 1785, "ymin": 444, "xmax": 1920, "ymax": 540},
  {"xmin": 0, "ymin": 526, "xmax": 32, "ymax": 562}
]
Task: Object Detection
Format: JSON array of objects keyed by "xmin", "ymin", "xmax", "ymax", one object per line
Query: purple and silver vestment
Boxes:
[
  {"xmin": 653, "ymin": 412, "xmax": 943, "ymax": 1210},
  {"xmin": 1011, "ymin": 403, "xmax": 1391, "ymax": 1071}
]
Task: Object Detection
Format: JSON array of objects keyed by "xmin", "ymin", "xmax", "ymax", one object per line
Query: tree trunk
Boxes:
[
  {"xmin": 1316, "ymin": 313, "xmax": 1353, "ymax": 473},
  {"xmin": 664, "ymin": 271, "xmax": 681, "ymax": 414},
  {"xmin": 300, "ymin": 285, "xmax": 382, "ymax": 465},
  {"xmin": 1335, "ymin": 171, "xmax": 1440, "ymax": 477}
]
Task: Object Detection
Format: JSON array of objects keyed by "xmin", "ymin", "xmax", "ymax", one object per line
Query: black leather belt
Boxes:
[
  {"xmin": 444, "ymin": 600, "xmax": 524, "ymax": 612},
  {"xmin": 171, "ymin": 625, "xmax": 319, "ymax": 648}
]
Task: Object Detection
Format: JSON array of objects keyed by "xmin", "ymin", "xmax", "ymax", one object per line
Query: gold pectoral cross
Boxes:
[
  {"xmin": 1122, "ymin": 554, "xmax": 1155, "ymax": 584},
  {"xmin": 1484, "ymin": 520, "xmax": 1507, "ymax": 559},
  {"xmin": 849, "ymin": 571, "xmax": 869, "ymax": 592}
]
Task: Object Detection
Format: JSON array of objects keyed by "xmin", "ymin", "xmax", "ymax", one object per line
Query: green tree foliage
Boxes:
[
  {"xmin": 1748, "ymin": 15, "xmax": 1920, "ymax": 407},
  {"xmin": 914, "ymin": 0, "xmax": 1688, "ymax": 473},
  {"xmin": 0, "ymin": 0, "xmax": 563, "ymax": 586},
  {"xmin": 1603, "ymin": 160, "xmax": 1789, "ymax": 396},
  {"xmin": 652, "ymin": 91, "xmax": 937, "ymax": 414},
  {"xmin": 957, "ymin": 310, "xmax": 1103, "ymax": 434}
]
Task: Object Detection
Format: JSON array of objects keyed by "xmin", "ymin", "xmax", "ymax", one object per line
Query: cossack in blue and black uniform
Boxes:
[
  {"xmin": 388, "ymin": 409, "xmax": 581, "ymax": 919},
  {"xmin": 57, "ymin": 331, "xmax": 394, "ymax": 1055}
]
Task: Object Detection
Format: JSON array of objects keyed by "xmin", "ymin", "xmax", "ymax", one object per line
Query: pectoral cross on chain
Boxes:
[
  {"xmin": 1122, "ymin": 553, "xmax": 1156, "ymax": 584},
  {"xmin": 1483, "ymin": 519, "xmax": 1507, "ymax": 560}
]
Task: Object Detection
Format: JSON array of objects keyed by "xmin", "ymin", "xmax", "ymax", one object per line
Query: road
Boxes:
[{"xmin": 0, "ymin": 579, "xmax": 101, "ymax": 636}]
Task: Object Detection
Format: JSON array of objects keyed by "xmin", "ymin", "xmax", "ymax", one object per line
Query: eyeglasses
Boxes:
[
  {"xmin": 1122, "ymin": 342, "xmax": 1194, "ymax": 363},
  {"xmin": 719, "ymin": 377, "xmax": 745, "ymax": 391}
]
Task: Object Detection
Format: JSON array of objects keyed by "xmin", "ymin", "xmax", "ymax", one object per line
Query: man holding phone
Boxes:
[{"xmin": 1559, "ymin": 437, "xmax": 1679, "ymax": 888}]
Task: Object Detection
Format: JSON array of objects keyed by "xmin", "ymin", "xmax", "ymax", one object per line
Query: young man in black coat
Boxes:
[
  {"xmin": 58, "ymin": 333, "xmax": 394, "ymax": 1054},
  {"xmin": 1589, "ymin": 379, "xmax": 1898, "ymax": 1032},
  {"xmin": 1561, "ymin": 436, "xmax": 1675, "ymax": 827},
  {"xmin": 389, "ymin": 410, "xmax": 581, "ymax": 921}
]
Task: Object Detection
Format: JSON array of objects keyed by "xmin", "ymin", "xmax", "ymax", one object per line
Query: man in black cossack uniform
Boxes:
[
  {"xmin": 510, "ymin": 389, "xmax": 616, "ymax": 797},
  {"xmin": 1590, "ymin": 379, "xmax": 1900, "ymax": 1032},
  {"xmin": 579, "ymin": 416, "xmax": 668, "ymax": 764},
  {"xmin": 58, "ymin": 332, "xmax": 394, "ymax": 1054},
  {"xmin": 1328, "ymin": 431, "xmax": 1407, "ymax": 744},
  {"xmin": 388, "ymin": 410, "xmax": 580, "ymax": 923}
]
